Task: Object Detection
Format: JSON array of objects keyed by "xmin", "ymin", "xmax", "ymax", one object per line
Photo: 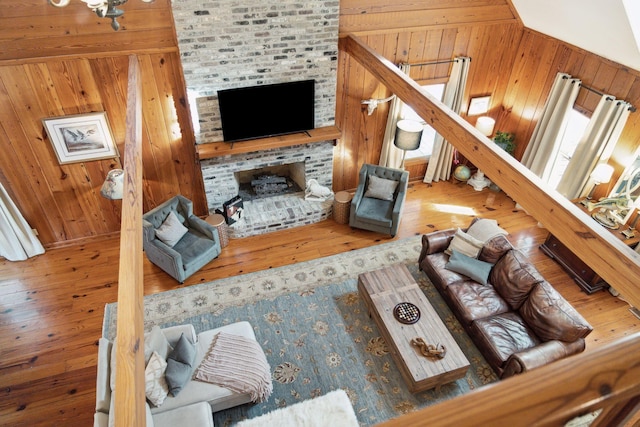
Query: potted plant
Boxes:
[{"xmin": 493, "ymin": 131, "xmax": 516, "ymax": 156}]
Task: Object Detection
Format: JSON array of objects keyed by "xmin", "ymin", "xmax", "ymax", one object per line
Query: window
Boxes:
[
  {"xmin": 400, "ymin": 83, "xmax": 446, "ymax": 160},
  {"xmin": 547, "ymin": 109, "xmax": 590, "ymax": 190}
]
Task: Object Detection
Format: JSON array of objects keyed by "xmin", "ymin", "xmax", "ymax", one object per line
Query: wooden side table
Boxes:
[{"xmin": 540, "ymin": 200, "xmax": 640, "ymax": 293}]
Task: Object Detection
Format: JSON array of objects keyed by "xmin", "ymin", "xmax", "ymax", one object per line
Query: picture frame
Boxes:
[
  {"xmin": 42, "ymin": 112, "xmax": 119, "ymax": 164},
  {"xmin": 468, "ymin": 95, "xmax": 491, "ymax": 116}
]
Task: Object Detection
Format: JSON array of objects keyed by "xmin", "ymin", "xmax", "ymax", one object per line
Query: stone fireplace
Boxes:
[
  {"xmin": 170, "ymin": 0, "xmax": 339, "ymax": 237},
  {"xmin": 200, "ymin": 142, "xmax": 334, "ymax": 237},
  {"xmin": 236, "ymin": 162, "xmax": 305, "ymax": 201}
]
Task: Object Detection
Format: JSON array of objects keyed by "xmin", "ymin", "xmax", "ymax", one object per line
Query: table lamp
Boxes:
[
  {"xmin": 467, "ymin": 116, "xmax": 495, "ymax": 191},
  {"xmin": 394, "ymin": 120, "xmax": 423, "ymax": 169},
  {"xmin": 580, "ymin": 164, "xmax": 614, "ymax": 206}
]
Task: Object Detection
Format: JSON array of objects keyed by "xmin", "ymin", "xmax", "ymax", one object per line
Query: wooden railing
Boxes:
[
  {"xmin": 340, "ymin": 33, "xmax": 640, "ymax": 426},
  {"xmin": 339, "ymin": 34, "xmax": 640, "ymax": 311},
  {"xmin": 113, "ymin": 55, "xmax": 146, "ymax": 426},
  {"xmin": 109, "ymin": 35, "xmax": 640, "ymax": 426},
  {"xmin": 377, "ymin": 332, "xmax": 640, "ymax": 426}
]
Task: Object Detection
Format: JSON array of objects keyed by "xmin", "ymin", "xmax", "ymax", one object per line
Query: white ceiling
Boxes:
[{"xmin": 511, "ymin": 0, "xmax": 640, "ymax": 72}]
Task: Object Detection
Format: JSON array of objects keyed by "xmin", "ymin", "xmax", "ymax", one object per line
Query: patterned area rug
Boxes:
[{"xmin": 103, "ymin": 236, "xmax": 498, "ymax": 426}]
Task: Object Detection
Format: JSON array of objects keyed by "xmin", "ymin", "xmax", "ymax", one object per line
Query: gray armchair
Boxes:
[
  {"xmin": 142, "ymin": 195, "xmax": 221, "ymax": 283},
  {"xmin": 349, "ymin": 164, "xmax": 409, "ymax": 237}
]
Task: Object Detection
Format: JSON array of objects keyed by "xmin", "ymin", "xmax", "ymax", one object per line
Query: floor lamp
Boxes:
[
  {"xmin": 394, "ymin": 120, "xmax": 423, "ymax": 169},
  {"xmin": 467, "ymin": 116, "xmax": 495, "ymax": 191}
]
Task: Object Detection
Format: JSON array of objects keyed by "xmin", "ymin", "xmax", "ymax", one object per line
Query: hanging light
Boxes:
[{"xmin": 48, "ymin": 0, "xmax": 154, "ymax": 31}]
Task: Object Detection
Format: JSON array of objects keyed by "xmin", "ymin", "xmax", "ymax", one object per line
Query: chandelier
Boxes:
[{"xmin": 48, "ymin": 0, "xmax": 154, "ymax": 31}]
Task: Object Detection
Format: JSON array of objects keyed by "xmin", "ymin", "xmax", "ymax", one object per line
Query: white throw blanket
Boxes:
[
  {"xmin": 194, "ymin": 332, "xmax": 273, "ymax": 402},
  {"xmin": 235, "ymin": 389, "xmax": 359, "ymax": 427},
  {"xmin": 466, "ymin": 218, "xmax": 508, "ymax": 243}
]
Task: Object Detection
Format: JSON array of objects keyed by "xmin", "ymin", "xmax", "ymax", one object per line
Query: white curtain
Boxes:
[
  {"xmin": 0, "ymin": 182, "xmax": 45, "ymax": 261},
  {"xmin": 423, "ymin": 57, "xmax": 471, "ymax": 183},
  {"xmin": 379, "ymin": 64, "xmax": 410, "ymax": 169},
  {"xmin": 557, "ymin": 96, "xmax": 632, "ymax": 199},
  {"xmin": 521, "ymin": 72, "xmax": 581, "ymax": 183}
]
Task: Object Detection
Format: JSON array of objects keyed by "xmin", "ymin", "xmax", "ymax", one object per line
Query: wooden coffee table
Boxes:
[{"xmin": 357, "ymin": 263, "xmax": 470, "ymax": 392}]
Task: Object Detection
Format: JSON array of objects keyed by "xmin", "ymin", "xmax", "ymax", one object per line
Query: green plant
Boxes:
[{"xmin": 493, "ymin": 131, "xmax": 516, "ymax": 156}]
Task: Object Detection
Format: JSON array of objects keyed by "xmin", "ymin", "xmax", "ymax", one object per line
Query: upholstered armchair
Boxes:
[
  {"xmin": 142, "ymin": 195, "xmax": 221, "ymax": 283},
  {"xmin": 349, "ymin": 164, "xmax": 409, "ymax": 237}
]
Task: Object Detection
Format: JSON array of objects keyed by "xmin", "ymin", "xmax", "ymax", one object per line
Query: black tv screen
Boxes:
[{"xmin": 218, "ymin": 80, "xmax": 315, "ymax": 142}]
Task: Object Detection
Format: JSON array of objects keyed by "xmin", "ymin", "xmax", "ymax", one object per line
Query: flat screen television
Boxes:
[{"xmin": 218, "ymin": 79, "xmax": 315, "ymax": 142}]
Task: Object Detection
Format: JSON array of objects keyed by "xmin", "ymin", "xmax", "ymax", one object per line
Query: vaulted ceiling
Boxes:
[{"xmin": 512, "ymin": 0, "xmax": 640, "ymax": 72}]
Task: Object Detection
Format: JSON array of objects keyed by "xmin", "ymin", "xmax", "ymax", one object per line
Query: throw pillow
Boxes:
[
  {"xmin": 478, "ymin": 235, "xmax": 513, "ymax": 264},
  {"xmin": 145, "ymin": 351, "xmax": 169, "ymax": 407},
  {"xmin": 445, "ymin": 250, "xmax": 493, "ymax": 285},
  {"xmin": 364, "ymin": 175, "xmax": 398, "ymax": 201},
  {"xmin": 110, "ymin": 325, "xmax": 174, "ymax": 391},
  {"xmin": 144, "ymin": 325, "xmax": 174, "ymax": 364},
  {"xmin": 165, "ymin": 333, "xmax": 197, "ymax": 396},
  {"xmin": 520, "ymin": 281, "xmax": 593, "ymax": 342},
  {"xmin": 155, "ymin": 211, "xmax": 188, "ymax": 247},
  {"xmin": 445, "ymin": 228, "xmax": 485, "ymax": 258}
]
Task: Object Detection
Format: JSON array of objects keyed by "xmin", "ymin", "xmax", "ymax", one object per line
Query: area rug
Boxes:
[{"xmin": 103, "ymin": 236, "xmax": 498, "ymax": 426}]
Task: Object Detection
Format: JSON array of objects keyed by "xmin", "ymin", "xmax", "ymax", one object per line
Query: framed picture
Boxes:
[
  {"xmin": 468, "ymin": 95, "xmax": 491, "ymax": 116},
  {"xmin": 42, "ymin": 112, "xmax": 119, "ymax": 164}
]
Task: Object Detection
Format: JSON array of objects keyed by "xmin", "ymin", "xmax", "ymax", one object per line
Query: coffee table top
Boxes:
[{"xmin": 358, "ymin": 263, "xmax": 470, "ymax": 392}]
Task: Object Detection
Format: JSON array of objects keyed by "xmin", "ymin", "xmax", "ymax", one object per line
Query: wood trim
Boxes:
[
  {"xmin": 339, "ymin": 5, "xmax": 517, "ymax": 35},
  {"xmin": 0, "ymin": 47, "xmax": 178, "ymax": 67},
  {"xmin": 196, "ymin": 126, "xmax": 343, "ymax": 159},
  {"xmin": 113, "ymin": 55, "xmax": 146, "ymax": 426},
  {"xmin": 339, "ymin": 34, "xmax": 640, "ymax": 310}
]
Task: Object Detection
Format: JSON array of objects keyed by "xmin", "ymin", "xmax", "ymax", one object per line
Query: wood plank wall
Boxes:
[
  {"xmin": 334, "ymin": 0, "xmax": 640, "ymax": 198},
  {"xmin": 2, "ymin": 0, "xmax": 640, "ymax": 247},
  {"xmin": 334, "ymin": 0, "xmax": 522, "ymax": 190},
  {"xmin": 0, "ymin": 1, "xmax": 206, "ymax": 248},
  {"xmin": 500, "ymin": 28, "xmax": 640, "ymax": 200}
]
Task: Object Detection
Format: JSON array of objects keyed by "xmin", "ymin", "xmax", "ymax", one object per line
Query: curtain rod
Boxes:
[
  {"xmin": 400, "ymin": 58, "xmax": 468, "ymax": 67},
  {"xmin": 562, "ymin": 75, "xmax": 636, "ymax": 112}
]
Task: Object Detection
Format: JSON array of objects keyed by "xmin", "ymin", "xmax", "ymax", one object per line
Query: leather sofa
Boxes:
[
  {"xmin": 94, "ymin": 321, "xmax": 262, "ymax": 427},
  {"xmin": 418, "ymin": 222, "xmax": 593, "ymax": 378}
]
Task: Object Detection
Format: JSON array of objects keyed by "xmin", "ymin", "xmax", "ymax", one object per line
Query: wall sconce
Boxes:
[
  {"xmin": 48, "ymin": 0, "xmax": 155, "ymax": 31},
  {"xmin": 394, "ymin": 119, "xmax": 423, "ymax": 169},
  {"xmin": 467, "ymin": 116, "xmax": 496, "ymax": 191},
  {"xmin": 100, "ymin": 169, "xmax": 124, "ymax": 200}
]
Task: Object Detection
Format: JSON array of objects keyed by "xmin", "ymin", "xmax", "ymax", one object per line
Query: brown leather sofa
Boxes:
[{"xmin": 418, "ymin": 223, "xmax": 593, "ymax": 378}]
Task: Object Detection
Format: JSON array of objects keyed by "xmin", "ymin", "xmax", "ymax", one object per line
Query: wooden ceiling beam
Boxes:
[{"xmin": 339, "ymin": 33, "xmax": 640, "ymax": 309}]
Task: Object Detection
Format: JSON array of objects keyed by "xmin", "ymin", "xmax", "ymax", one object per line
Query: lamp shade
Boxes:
[
  {"xmin": 590, "ymin": 164, "xmax": 614, "ymax": 184},
  {"xmin": 394, "ymin": 120, "xmax": 423, "ymax": 151},
  {"xmin": 475, "ymin": 116, "xmax": 495, "ymax": 137},
  {"xmin": 100, "ymin": 169, "xmax": 124, "ymax": 200}
]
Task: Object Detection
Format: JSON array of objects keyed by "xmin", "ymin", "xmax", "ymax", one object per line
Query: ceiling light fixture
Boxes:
[{"xmin": 48, "ymin": 0, "xmax": 154, "ymax": 31}]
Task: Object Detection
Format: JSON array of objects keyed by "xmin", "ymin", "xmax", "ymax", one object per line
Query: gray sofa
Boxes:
[{"xmin": 94, "ymin": 321, "xmax": 260, "ymax": 427}]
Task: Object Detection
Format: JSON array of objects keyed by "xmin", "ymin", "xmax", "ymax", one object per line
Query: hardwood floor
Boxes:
[{"xmin": 1, "ymin": 180, "xmax": 639, "ymax": 426}]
